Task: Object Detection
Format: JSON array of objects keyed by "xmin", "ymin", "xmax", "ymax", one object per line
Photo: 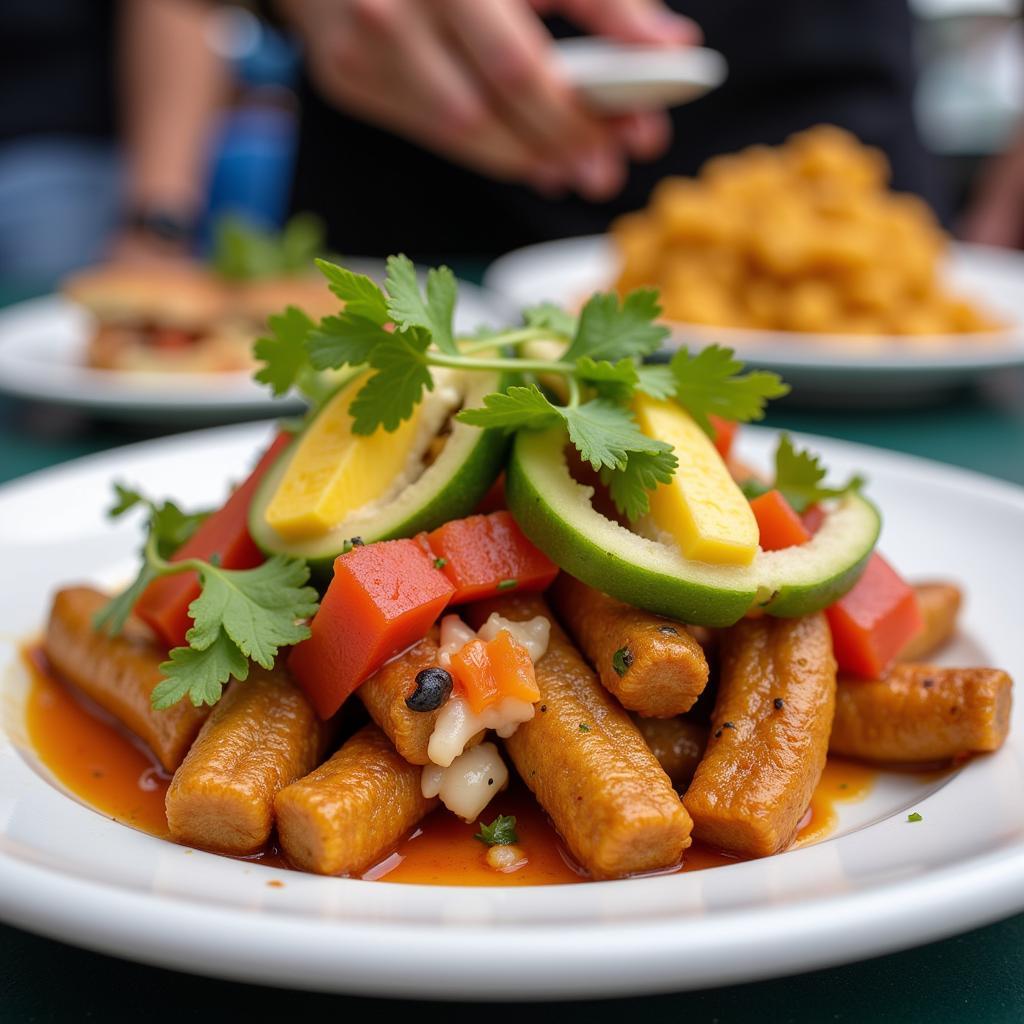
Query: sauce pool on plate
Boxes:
[{"xmin": 22, "ymin": 646, "xmax": 875, "ymax": 883}]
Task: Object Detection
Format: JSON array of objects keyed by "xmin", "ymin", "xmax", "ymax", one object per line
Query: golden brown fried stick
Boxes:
[
  {"xmin": 165, "ymin": 668, "xmax": 323, "ymax": 854},
  {"xmin": 44, "ymin": 586, "xmax": 208, "ymax": 771},
  {"xmin": 899, "ymin": 583, "xmax": 962, "ymax": 662},
  {"xmin": 357, "ymin": 628, "xmax": 440, "ymax": 765},
  {"xmin": 550, "ymin": 575, "xmax": 709, "ymax": 717},
  {"xmin": 275, "ymin": 724, "xmax": 436, "ymax": 876},
  {"xmin": 684, "ymin": 613, "xmax": 837, "ymax": 857},
  {"xmin": 468, "ymin": 594, "xmax": 692, "ymax": 880},
  {"xmin": 830, "ymin": 663, "xmax": 1011, "ymax": 763},
  {"xmin": 632, "ymin": 715, "xmax": 708, "ymax": 790}
]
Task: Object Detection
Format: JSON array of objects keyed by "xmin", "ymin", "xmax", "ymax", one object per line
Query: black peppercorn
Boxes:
[
  {"xmin": 774, "ymin": 698, "xmax": 784, "ymax": 710},
  {"xmin": 405, "ymin": 667, "xmax": 453, "ymax": 712}
]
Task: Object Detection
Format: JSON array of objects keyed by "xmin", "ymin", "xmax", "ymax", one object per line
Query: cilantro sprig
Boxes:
[
  {"xmin": 254, "ymin": 255, "xmax": 789, "ymax": 521},
  {"xmin": 742, "ymin": 434, "xmax": 865, "ymax": 512},
  {"xmin": 96, "ymin": 486, "xmax": 319, "ymax": 710},
  {"xmin": 212, "ymin": 213, "xmax": 325, "ymax": 281}
]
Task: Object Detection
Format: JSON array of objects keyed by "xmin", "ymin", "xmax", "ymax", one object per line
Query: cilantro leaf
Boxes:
[
  {"xmin": 385, "ymin": 254, "xmax": 458, "ymax": 354},
  {"xmin": 563, "ymin": 289, "xmax": 669, "ymax": 364},
  {"xmin": 456, "ymin": 384, "xmax": 562, "ymax": 432},
  {"xmin": 635, "ymin": 363, "xmax": 675, "ymax": 400},
  {"xmin": 772, "ymin": 434, "xmax": 865, "ymax": 513},
  {"xmin": 575, "ymin": 356, "xmax": 639, "ymax": 402},
  {"xmin": 212, "ymin": 214, "xmax": 324, "ymax": 281},
  {"xmin": 523, "ymin": 302, "xmax": 576, "ymax": 338},
  {"xmin": 907, "ymin": 812, "xmax": 923, "ymax": 823},
  {"xmin": 254, "ymin": 306, "xmax": 316, "ymax": 397},
  {"xmin": 186, "ymin": 556, "xmax": 317, "ymax": 669},
  {"xmin": 93, "ymin": 563, "xmax": 160, "ymax": 637},
  {"xmin": 313, "ymin": 258, "xmax": 388, "ymax": 324},
  {"xmin": 474, "ymin": 814, "xmax": 519, "ymax": 846},
  {"xmin": 152, "ymin": 629, "xmax": 251, "ymax": 710},
  {"xmin": 670, "ymin": 345, "xmax": 789, "ymax": 435},
  {"xmin": 279, "ymin": 213, "xmax": 325, "ymax": 274},
  {"xmin": 348, "ymin": 328, "xmax": 433, "ymax": 434},
  {"xmin": 306, "ymin": 312, "xmax": 390, "ymax": 370},
  {"xmin": 600, "ymin": 447, "xmax": 677, "ymax": 521},
  {"xmin": 562, "ymin": 400, "xmax": 669, "ymax": 472}
]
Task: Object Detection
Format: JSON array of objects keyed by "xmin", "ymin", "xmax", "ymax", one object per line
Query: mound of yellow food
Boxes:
[{"xmin": 613, "ymin": 125, "xmax": 999, "ymax": 338}]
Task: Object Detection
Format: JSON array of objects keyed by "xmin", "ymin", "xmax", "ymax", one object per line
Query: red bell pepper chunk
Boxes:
[
  {"xmin": 750, "ymin": 489, "xmax": 812, "ymax": 550},
  {"xmin": 826, "ymin": 553, "xmax": 924, "ymax": 679},
  {"xmin": 134, "ymin": 432, "xmax": 292, "ymax": 649},
  {"xmin": 448, "ymin": 630, "xmax": 540, "ymax": 715},
  {"xmin": 802, "ymin": 504, "xmax": 827, "ymax": 535},
  {"xmin": 288, "ymin": 539, "xmax": 455, "ymax": 719},
  {"xmin": 424, "ymin": 510, "xmax": 558, "ymax": 604},
  {"xmin": 709, "ymin": 415, "xmax": 738, "ymax": 460}
]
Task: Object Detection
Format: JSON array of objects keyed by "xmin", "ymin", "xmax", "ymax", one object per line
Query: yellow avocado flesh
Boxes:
[
  {"xmin": 633, "ymin": 395, "xmax": 759, "ymax": 566},
  {"xmin": 265, "ymin": 378, "xmax": 422, "ymax": 541}
]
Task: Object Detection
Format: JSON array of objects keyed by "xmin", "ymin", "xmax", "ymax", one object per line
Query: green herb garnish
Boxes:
[
  {"xmin": 611, "ymin": 647, "xmax": 632, "ymax": 676},
  {"xmin": 475, "ymin": 814, "xmax": 519, "ymax": 846},
  {"xmin": 433, "ymin": 557, "xmax": 448, "ymax": 570},
  {"xmin": 96, "ymin": 485, "xmax": 318, "ymax": 710},
  {"xmin": 742, "ymin": 434, "xmax": 865, "ymax": 513},
  {"xmin": 579, "ymin": 723, "xmax": 591, "ymax": 733},
  {"xmin": 255, "ymin": 255, "xmax": 789, "ymax": 522},
  {"xmin": 496, "ymin": 579, "xmax": 518, "ymax": 591},
  {"xmin": 212, "ymin": 213, "xmax": 325, "ymax": 281},
  {"xmin": 907, "ymin": 812, "xmax": 923, "ymax": 823}
]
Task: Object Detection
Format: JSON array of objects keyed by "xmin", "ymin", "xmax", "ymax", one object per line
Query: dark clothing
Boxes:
[
  {"xmin": 0, "ymin": 0, "xmax": 118, "ymax": 143},
  {"xmin": 290, "ymin": 0, "xmax": 939, "ymax": 262}
]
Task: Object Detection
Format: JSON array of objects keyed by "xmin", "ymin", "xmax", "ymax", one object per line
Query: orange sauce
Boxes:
[{"xmin": 20, "ymin": 645, "xmax": 875, "ymax": 884}]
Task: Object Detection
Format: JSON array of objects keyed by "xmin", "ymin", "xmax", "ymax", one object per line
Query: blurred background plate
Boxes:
[
  {"xmin": 0, "ymin": 261, "xmax": 509, "ymax": 425},
  {"xmin": 485, "ymin": 235, "xmax": 1024, "ymax": 402}
]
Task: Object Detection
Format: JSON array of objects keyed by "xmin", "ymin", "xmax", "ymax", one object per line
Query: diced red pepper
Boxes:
[
  {"xmin": 134, "ymin": 432, "xmax": 292, "ymax": 649},
  {"xmin": 424, "ymin": 510, "xmax": 558, "ymax": 604},
  {"xmin": 826, "ymin": 553, "xmax": 924, "ymax": 679},
  {"xmin": 709, "ymin": 415, "xmax": 738, "ymax": 460},
  {"xmin": 750, "ymin": 489, "xmax": 812, "ymax": 550},
  {"xmin": 288, "ymin": 538, "xmax": 455, "ymax": 719},
  {"xmin": 448, "ymin": 630, "xmax": 539, "ymax": 714},
  {"xmin": 802, "ymin": 504, "xmax": 827, "ymax": 535}
]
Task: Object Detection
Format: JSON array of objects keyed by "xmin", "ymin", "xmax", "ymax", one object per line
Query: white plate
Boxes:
[
  {"xmin": 0, "ymin": 265, "xmax": 509, "ymax": 424},
  {"xmin": 485, "ymin": 235, "xmax": 1024, "ymax": 399},
  {"xmin": 1, "ymin": 424, "xmax": 1022, "ymax": 998},
  {"xmin": 556, "ymin": 41, "xmax": 727, "ymax": 112}
]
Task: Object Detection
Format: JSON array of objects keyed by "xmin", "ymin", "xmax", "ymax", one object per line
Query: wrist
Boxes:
[{"xmin": 121, "ymin": 205, "xmax": 199, "ymax": 249}]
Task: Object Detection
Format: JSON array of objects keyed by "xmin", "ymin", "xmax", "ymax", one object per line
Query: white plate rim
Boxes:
[
  {"xmin": 483, "ymin": 235, "xmax": 1024, "ymax": 375},
  {"xmin": 0, "ymin": 423, "xmax": 1022, "ymax": 999}
]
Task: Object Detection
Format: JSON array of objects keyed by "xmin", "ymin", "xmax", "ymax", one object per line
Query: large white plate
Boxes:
[
  {"xmin": 0, "ymin": 264, "xmax": 509, "ymax": 424},
  {"xmin": 0, "ymin": 423, "xmax": 1022, "ymax": 998},
  {"xmin": 484, "ymin": 236, "xmax": 1024, "ymax": 399}
]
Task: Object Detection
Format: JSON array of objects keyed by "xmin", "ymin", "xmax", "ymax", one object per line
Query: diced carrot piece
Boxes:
[
  {"xmin": 288, "ymin": 539, "xmax": 455, "ymax": 719},
  {"xmin": 750, "ymin": 489, "xmax": 812, "ymax": 551},
  {"xmin": 448, "ymin": 630, "xmax": 539, "ymax": 714},
  {"xmin": 709, "ymin": 416, "xmax": 738, "ymax": 460},
  {"xmin": 486, "ymin": 629, "xmax": 540, "ymax": 705},
  {"xmin": 134, "ymin": 432, "xmax": 292, "ymax": 649},
  {"xmin": 425, "ymin": 511, "xmax": 558, "ymax": 604},
  {"xmin": 826, "ymin": 553, "xmax": 924, "ymax": 679}
]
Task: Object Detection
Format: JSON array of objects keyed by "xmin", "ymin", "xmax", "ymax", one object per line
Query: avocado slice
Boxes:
[
  {"xmin": 249, "ymin": 368, "xmax": 508, "ymax": 577},
  {"xmin": 506, "ymin": 426, "xmax": 880, "ymax": 627}
]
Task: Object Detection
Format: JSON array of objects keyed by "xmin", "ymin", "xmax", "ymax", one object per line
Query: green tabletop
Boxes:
[{"xmin": 1, "ymin": 273, "xmax": 1023, "ymax": 1019}]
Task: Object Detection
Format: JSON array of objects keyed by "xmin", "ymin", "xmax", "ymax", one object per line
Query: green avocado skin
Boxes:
[
  {"xmin": 506, "ymin": 427, "xmax": 881, "ymax": 628},
  {"xmin": 506, "ymin": 438, "xmax": 756, "ymax": 627}
]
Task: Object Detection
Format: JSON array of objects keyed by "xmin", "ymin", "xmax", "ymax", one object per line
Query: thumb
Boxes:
[{"xmin": 557, "ymin": 0, "xmax": 702, "ymax": 46}]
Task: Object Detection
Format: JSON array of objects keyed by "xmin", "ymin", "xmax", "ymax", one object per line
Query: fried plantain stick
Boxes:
[
  {"xmin": 275, "ymin": 723, "xmax": 436, "ymax": 876},
  {"xmin": 684, "ymin": 613, "xmax": 837, "ymax": 858},
  {"xmin": 550, "ymin": 575, "xmax": 709, "ymax": 717},
  {"xmin": 633, "ymin": 715, "xmax": 708, "ymax": 790},
  {"xmin": 899, "ymin": 583, "xmax": 962, "ymax": 662},
  {"xmin": 830, "ymin": 663, "xmax": 1011, "ymax": 764},
  {"xmin": 357, "ymin": 628, "xmax": 440, "ymax": 765},
  {"xmin": 165, "ymin": 668, "xmax": 323, "ymax": 854},
  {"xmin": 44, "ymin": 586, "xmax": 209, "ymax": 771},
  {"xmin": 468, "ymin": 594, "xmax": 693, "ymax": 880}
]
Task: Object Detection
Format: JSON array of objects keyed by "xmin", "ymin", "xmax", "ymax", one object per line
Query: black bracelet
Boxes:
[{"xmin": 123, "ymin": 207, "xmax": 197, "ymax": 246}]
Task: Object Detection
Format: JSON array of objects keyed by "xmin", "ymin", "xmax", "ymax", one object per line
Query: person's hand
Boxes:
[
  {"xmin": 280, "ymin": 0, "xmax": 699, "ymax": 199},
  {"xmin": 960, "ymin": 128, "xmax": 1024, "ymax": 249}
]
